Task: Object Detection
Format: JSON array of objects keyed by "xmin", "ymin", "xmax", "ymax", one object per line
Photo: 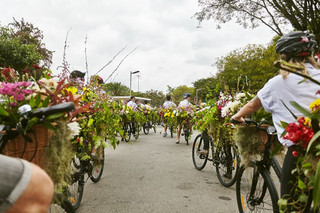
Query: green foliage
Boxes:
[
  {"xmin": 0, "ymin": 37, "xmax": 43, "ymax": 71},
  {"xmin": 170, "ymin": 85, "xmax": 195, "ymax": 103},
  {"xmin": 103, "ymin": 82, "xmax": 130, "ymax": 96},
  {"xmin": 0, "ymin": 19, "xmax": 53, "ymax": 71},
  {"xmin": 215, "ymin": 43, "xmax": 279, "ymax": 93},
  {"xmin": 193, "ymin": 42, "xmax": 279, "ymax": 99}
]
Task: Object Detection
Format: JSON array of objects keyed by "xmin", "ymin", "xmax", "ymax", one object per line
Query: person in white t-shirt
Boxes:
[
  {"xmin": 127, "ymin": 96, "xmax": 138, "ymax": 110},
  {"xmin": 231, "ymin": 31, "xmax": 320, "ymax": 212},
  {"xmin": 162, "ymin": 95, "xmax": 176, "ymax": 137},
  {"xmin": 176, "ymin": 93, "xmax": 192, "ymax": 143}
]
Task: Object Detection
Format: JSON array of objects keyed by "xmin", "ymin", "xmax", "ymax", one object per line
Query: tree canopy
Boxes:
[
  {"xmin": 0, "ymin": 19, "xmax": 53, "ymax": 71},
  {"xmin": 195, "ymin": 0, "xmax": 320, "ymax": 47},
  {"xmin": 193, "ymin": 41, "xmax": 279, "ymax": 99},
  {"xmin": 103, "ymin": 82, "xmax": 130, "ymax": 96}
]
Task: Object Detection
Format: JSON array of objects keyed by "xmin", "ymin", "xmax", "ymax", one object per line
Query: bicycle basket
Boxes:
[
  {"xmin": 2, "ymin": 125, "xmax": 53, "ymax": 169},
  {"xmin": 233, "ymin": 125, "xmax": 282, "ymax": 167}
]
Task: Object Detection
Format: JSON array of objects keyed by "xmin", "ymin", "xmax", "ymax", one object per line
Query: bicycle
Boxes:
[
  {"xmin": 142, "ymin": 120, "xmax": 156, "ymax": 135},
  {"xmin": 180, "ymin": 118, "xmax": 192, "ymax": 145},
  {"xmin": 192, "ymin": 127, "xmax": 240, "ymax": 187},
  {"xmin": 232, "ymin": 119, "xmax": 282, "ymax": 213},
  {"xmin": 68, "ymin": 143, "xmax": 105, "ymax": 210},
  {"xmin": 0, "ymin": 102, "xmax": 76, "ymax": 213},
  {"xmin": 122, "ymin": 121, "xmax": 139, "ymax": 142}
]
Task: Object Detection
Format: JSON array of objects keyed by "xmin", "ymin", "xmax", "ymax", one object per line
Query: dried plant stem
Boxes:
[
  {"xmin": 274, "ymin": 60, "xmax": 320, "ymax": 85},
  {"xmin": 84, "ymin": 35, "xmax": 89, "ymax": 83}
]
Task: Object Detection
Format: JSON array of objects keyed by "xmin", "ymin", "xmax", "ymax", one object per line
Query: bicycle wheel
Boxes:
[
  {"xmin": 184, "ymin": 128, "xmax": 189, "ymax": 145},
  {"xmin": 90, "ymin": 147, "xmax": 105, "ymax": 182},
  {"xmin": 170, "ymin": 126, "xmax": 173, "ymax": 138},
  {"xmin": 215, "ymin": 143, "xmax": 240, "ymax": 187},
  {"xmin": 68, "ymin": 157, "xmax": 84, "ymax": 210},
  {"xmin": 49, "ymin": 203, "xmax": 67, "ymax": 213},
  {"xmin": 134, "ymin": 124, "xmax": 140, "ymax": 139},
  {"xmin": 192, "ymin": 134, "xmax": 208, "ymax": 170},
  {"xmin": 143, "ymin": 122, "xmax": 149, "ymax": 135},
  {"xmin": 124, "ymin": 123, "xmax": 131, "ymax": 142},
  {"xmin": 236, "ymin": 165, "xmax": 279, "ymax": 212}
]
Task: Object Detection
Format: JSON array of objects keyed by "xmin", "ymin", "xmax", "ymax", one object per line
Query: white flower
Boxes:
[
  {"xmin": 67, "ymin": 122, "xmax": 81, "ymax": 138},
  {"xmin": 235, "ymin": 93, "xmax": 246, "ymax": 100}
]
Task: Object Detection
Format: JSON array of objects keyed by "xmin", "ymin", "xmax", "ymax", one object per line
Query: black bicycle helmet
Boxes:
[
  {"xmin": 70, "ymin": 70, "xmax": 85, "ymax": 79},
  {"xmin": 275, "ymin": 31, "xmax": 318, "ymax": 56},
  {"xmin": 183, "ymin": 93, "xmax": 191, "ymax": 98}
]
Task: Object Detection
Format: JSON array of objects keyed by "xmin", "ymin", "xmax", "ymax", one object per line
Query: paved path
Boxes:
[{"xmin": 78, "ymin": 127, "xmax": 238, "ymax": 213}]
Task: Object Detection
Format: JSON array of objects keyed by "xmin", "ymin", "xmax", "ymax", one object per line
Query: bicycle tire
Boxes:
[
  {"xmin": 90, "ymin": 147, "xmax": 105, "ymax": 182},
  {"xmin": 236, "ymin": 165, "xmax": 279, "ymax": 213},
  {"xmin": 124, "ymin": 123, "xmax": 131, "ymax": 142},
  {"xmin": 215, "ymin": 143, "xmax": 240, "ymax": 187},
  {"xmin": 134, "ymin": 124, "xmax": 140, "ymax": 140},
  {"xmin": 143, "ymin": 123, "xmax": 149, "ymax": 135},
  {"xmin": 49, "ymin": 203, "xmax": 67, "ymax": 213},
  {"xmin": 153, "ymin": 124, "xmax": 156, "ymax": 133},
  {"xmin": 68, "ymin": 173, "xmax": 84, "ymax": 210},
  {"xmin": 184, "ymin": 128, "xmax": 189, "ymax": 145},
  {"xmin": 170, "ymin": 126, "xmax": 173, "ymax": 138},
  {"xmin": 192, "ymin": 134, "xmax": 208, "ymax": 170}
]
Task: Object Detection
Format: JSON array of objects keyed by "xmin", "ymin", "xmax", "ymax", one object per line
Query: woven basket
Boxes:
[{"xmin": 2, "ymin": 125, "xmax": 53, "ymax": 169}]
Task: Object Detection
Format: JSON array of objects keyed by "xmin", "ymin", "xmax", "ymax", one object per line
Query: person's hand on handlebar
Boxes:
[{"xmin": 230, "ymin": 115, "xmax": 245, "ymax": 124}]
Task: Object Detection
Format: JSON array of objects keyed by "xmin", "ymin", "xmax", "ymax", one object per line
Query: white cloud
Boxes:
[{"xmin": 0, "ymin": 0, "xmax": 276, "ymax": 93}]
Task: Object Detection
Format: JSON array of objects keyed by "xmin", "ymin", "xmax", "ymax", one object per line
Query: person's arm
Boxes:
[{"xmin": 231, "ymin": 96, "xmax": 263, "ymax": 123}]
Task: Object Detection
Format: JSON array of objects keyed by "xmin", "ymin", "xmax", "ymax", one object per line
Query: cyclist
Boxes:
[
  {"xmin": 0, "ymin": 154, "xmax": 54, "ymax": 212},
  {"xmin": 176, "ymin": 93, "xmax": 193, "ymax": 144},
  {"xmin": 127, "ymin": 96, "xmax": 138, "ymax": 110},
  {"xmin": 127, "ymin": 96, "xmax": 138, "ymax": 136},
  {"xmin": 162, "ymin": 95, "xmax": 176, "ymax": 137},
  {"xmin": 231, "ymin": 31, "xmax": 320, "ymax": 211}
]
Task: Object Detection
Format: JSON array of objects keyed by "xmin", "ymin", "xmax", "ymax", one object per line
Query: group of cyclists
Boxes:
[{"xmin": 1, "ymin": 30, "xmax": 320, "ymax": 212}]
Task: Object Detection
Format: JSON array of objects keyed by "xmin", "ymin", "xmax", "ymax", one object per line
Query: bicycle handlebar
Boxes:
[{"xmin": 31, "ymin": 102, "xmax": 75, "ymax": 118}]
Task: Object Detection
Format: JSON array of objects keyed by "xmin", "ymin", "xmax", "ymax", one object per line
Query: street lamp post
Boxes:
[
  {"xmin": 137, "ymin": 75, "xmax": 140, "ymax": 92},
  {"xmin": 130, "ymin": 70, "xmax": 140, "ymax": 97}
]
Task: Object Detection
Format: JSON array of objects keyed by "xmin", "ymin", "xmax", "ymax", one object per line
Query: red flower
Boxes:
[
  {"xmin": 292, "ymin": 151, "xmax": 299, "ymax": 157},
  {"xmin": 1, "ymin": 67, "xmax": 15, "ymax": 80},
  {"xmin": 22, "ymin": 68, "xmax": 30, "ymax": 73},
  {"xmin": 32, "ymin": 64, "xmax": 41, "ymax": 69}
]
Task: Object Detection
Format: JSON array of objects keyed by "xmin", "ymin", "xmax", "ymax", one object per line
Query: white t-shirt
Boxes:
[
  {"xmin": 178, "ymin": 99, "xmax": 191, "ymax": 108},
  {"xmin": 163, "ymin": 101, "xmax": 176, "ymax": 109},
  {"xmin": 257, "ymin": 63, "xmax": 320, "ymax": 147},
  {"xmin": 127, "ymin": 100, "xmax": 138, "ymax": 110}
]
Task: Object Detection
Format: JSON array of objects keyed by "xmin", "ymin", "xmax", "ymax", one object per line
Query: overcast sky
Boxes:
[{"xmin": 0, "ymin": 0, "xmax": 276, "ymax": 93}]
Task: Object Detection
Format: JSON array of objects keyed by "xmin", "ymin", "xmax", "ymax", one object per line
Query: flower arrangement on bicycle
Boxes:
[{"xmin": 277, "ymin": 97, "xmax": 320, "ymax": 212}]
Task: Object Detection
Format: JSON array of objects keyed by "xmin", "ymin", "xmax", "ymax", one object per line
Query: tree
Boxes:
[
  {"xmin": 195, "ymin": 0, "xmax": 320, "ymax": 47},
  {"xmin": 137, "ymin": 90, "xmax": 165, "ymax": 107},
  {"xmin": 193, "ymin": 41, "xmax": 279, "ymax": 98},
  {"xmin": 215, "ymin": 43, "xmax": 279, "ymax": 93},
  {"xmin": 103, "ymin": 82, "xmax": 130, "ymax": 96},
  {"xmin": 171, "ymin": 85, "xmax": 195, "ymax": 103},
  {"xmin": 0, "ymin": 19, "xmax": 53, "ymax": 73},
  {"xmin": 9, "ymin": 18, "xmax": 53, "ymax": 68},
  {"xmin": 193, "ymin": 77, "xmax": 217, "ymax": 101}
]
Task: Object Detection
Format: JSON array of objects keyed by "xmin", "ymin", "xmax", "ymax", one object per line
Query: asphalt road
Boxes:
[{"xmin": 78, "ymin": 127, "xmax": 238, "ymax": 213}]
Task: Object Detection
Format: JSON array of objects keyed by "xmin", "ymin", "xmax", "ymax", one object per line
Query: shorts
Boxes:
[{"xmin": 0, "ymin": 154, "xmax": 32, "ymax": 212}]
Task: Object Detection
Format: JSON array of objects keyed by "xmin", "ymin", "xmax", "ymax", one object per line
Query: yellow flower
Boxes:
[
  {"xmin": 310, "ymin": 98, "xmax": 320, "ymax": 112},
  {"xmin": 304, "ymin": 117, "xmax": 311, "ymax": 127},
  {"xmin": 66, "ymin": 86, "xmax": 78, "ymax": 95}
]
